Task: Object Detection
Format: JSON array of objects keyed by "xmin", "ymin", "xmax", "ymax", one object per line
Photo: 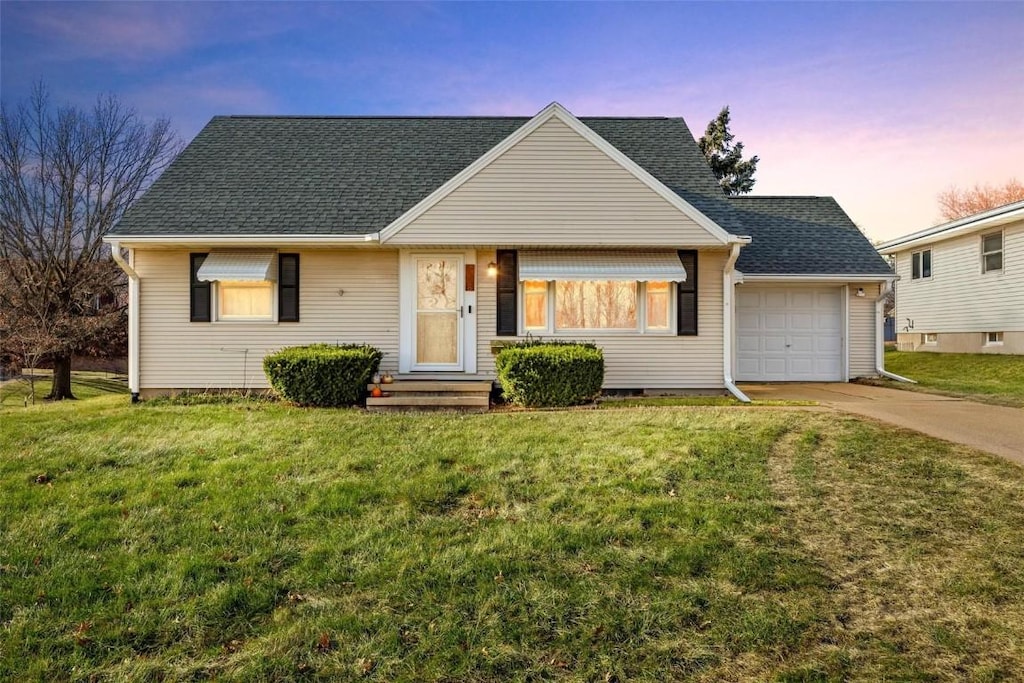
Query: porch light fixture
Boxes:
[
  {"xmin": 855, "ymin": 287, "xmax": 865, "ymax": 297},
  {"xmin": 486, "ymin": 262, "xmax": 498, "ymax": 277}
]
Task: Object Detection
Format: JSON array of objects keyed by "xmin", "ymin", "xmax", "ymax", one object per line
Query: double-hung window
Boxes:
[
  {"xmin": 982, "ymin": 232, "xmax": 1003, "ymax": 273},
  {"xmin": 911, "ymin": 249, "xmax": 931, "ymax": 279}
]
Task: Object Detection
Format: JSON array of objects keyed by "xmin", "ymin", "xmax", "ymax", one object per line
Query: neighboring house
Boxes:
[
  {"xmin": 878, "ymin": 200, "xmax": 1024, "ymax": 354},
  {"xmin": 103, "ymin": 103, "xmax": 893, "ymax": 401}
]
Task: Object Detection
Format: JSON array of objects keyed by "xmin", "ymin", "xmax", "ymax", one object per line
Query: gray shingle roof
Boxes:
[
  {"xmin": 109, "ymin": 115, "xmax": 744, "ymax": 237},
  {"xmin": 729, "ymin": 196, "xmax": 893, "ymax": 276},
  {"xmin": 110, "ymin": 114, "xmax": 890, "ymax": 278}
]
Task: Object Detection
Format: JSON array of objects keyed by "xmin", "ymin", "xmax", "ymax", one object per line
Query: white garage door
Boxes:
[{"xmin": 736, "ymin": 287, "xmax": 843, "ymax": 382}]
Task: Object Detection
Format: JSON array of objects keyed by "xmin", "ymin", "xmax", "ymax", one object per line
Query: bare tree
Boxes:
[
  {"xmin": 937, "ymin": 179, "xmax": 1024, "ymax": 221},
  {"xmin": 0, "ymin": 85, "xmax": 179, "ymax": 399}
]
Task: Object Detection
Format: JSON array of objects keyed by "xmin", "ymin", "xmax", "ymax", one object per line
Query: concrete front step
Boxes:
[
  {"xmin": 366, "ymin": 394, "xmax": 490, "ymax": 411},
  {"xmin": 366, "ymin": 379, "xmax": 492, "ymax": 411},
  {"xmin": 366, "ymin": 381, "xmax": 492, "ymax": 393}
]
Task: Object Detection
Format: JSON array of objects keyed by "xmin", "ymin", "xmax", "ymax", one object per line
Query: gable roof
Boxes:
[
  {"xmin": 877, "ymin": 199, "xmax": 1024, "ymax": 254},
  {"xmin": 729, "ymin": 196, "xmax": 893, "ymax": 276},
  {"xmin": 108, "ymin": 109, "xmax": 744, "ymax": 239}
]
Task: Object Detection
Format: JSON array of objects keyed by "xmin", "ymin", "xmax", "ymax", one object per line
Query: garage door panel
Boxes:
[
  {"xmin": 765, "ymin": 312, "xmax": 787, "ymax": 330},
  {"xmin": 790, "ymin": 291, "xmax": 816, "ymax": 307},
  {"xmin": 737, "ymin": 290, "xmax": 761, "ymax": 308},
  {"xmin": 817, "ymin": 336, "xmax": 842, "ymax": 353},
  {"xmin": 737, "ymin": 311, "xmax": 762, "ymax": 331},
  {"xmin": 789, "ymin": 335, "xmax": 815, "ymax": 353},
  {"xmin": 789, "ymin": 313, "xmax": 814, "ymax": 330},
  {"xmin": 735, "ymin": 286, "xmax": 844, "ymax": 382},
  {"xmin": 818, "ymin": 291, "xmax": 841, "ymax": 307},
  {"xmin": 737, "ymin": 336, "xmax": 761, "ymax": 353}
]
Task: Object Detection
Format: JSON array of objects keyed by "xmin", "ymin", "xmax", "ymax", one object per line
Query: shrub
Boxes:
[
  {"xmin": 495, "ymin": 342, "xmax": 604, "ymax": 408},
  {"xmin": 263, "ymin": 344, "xmax": 383, "ymax": 407}
]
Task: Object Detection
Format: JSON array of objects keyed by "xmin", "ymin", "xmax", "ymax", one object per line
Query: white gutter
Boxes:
[
  {"xmin": 875, "ymin": 279, "xmax": 915, "ymax": 383},
  {"xmin": 723, "ymin": 238, "xmax": 752, "ymax": 402},
  {"xmin": 741, "ymin": 273, "xmax": 896, "ymax": 283},
  {"xmin": 102, "ymin": 233, "xmax": 380, "ymax": 247},
  {"xmin": 110, "ymin": 241, "xmax": 141, "ymax": 401}
]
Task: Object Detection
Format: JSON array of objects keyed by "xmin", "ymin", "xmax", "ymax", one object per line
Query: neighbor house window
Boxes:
[
  {"xmin": 982, "ymin": 232, "xmax": 1003, "ymax": 273},
  {"xmin": 911, "ymin": 249, "xmax": 931, "ymax": 279},
  {"xmin": 522, "ymin": 280, "xmax": 672, "ymax": 333},
  {"xmin": 923, "ymin": 333, "xmax": 938, "ymax": 345},
  {"xmin": 986, "ymin": 331, "xmax": 1004, "ymax": 345}
]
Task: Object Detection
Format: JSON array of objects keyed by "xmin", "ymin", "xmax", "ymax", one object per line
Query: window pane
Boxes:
[
  {"xmin": 524, "ymin": 280, "xmax": 548, "ymax": 330},
  {"xmin": 912, "ymin": 252, "xmax": 921, "ymax": 279},
  {"xmin": 922, "ymin": 250, "xmax": 932, "ymax": 278},
  {"xmin": 985, "ymin": 252, "xmax": 1003, "ymax": 272},
  {"xmin": 983, "ymin": 233, "xmax": 1002, "ymax": 253},
  {"xmin": 220, "ymin": 281, "xmax": 273, "ymax": 319},
  {"xmin": 555, "ymin": 281, "xmax": 637, "ymax": 330},
  {"xmin": 646, "ymin": 281, "xmax": 670, "ymax": 330}
]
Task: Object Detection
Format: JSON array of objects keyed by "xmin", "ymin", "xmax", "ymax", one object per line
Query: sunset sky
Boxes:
[{"xmin": 3, "ymin": 1, "xmax": 1021, "ymax": 241}]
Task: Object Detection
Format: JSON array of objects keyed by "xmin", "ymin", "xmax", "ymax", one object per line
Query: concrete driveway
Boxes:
[{"xmin": 741, "ymin": 383, "xmax": 1024, "ymax": 465}]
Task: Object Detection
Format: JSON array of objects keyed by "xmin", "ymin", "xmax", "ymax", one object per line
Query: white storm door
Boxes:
[{"xmin": 412, "ymin": 255, "xmax": 464, "ymax": 371}]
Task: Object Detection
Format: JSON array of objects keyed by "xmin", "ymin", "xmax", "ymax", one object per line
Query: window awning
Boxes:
[
  {"xmin": 518, "ymin": 250, "xmax": 687, "ymax": 282},
  {"xmin": 196, "ymin": 251, "xmax": 277, "ymax": 282}
]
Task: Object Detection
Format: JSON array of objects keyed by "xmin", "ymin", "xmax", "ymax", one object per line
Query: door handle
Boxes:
[{"xmin": 459, "ymin": 306, "xmax": 464, "ymax": 318}]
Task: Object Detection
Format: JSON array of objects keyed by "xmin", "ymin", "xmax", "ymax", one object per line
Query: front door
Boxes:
[{"xmin": 412, "ymin": 255, "xmax": 464, "ymax": 371}]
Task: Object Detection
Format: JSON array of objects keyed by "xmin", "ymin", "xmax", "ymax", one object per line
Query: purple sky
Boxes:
[{"xmin": 3, "ymin": 1, "xmax": 1022, "ymax": 241}]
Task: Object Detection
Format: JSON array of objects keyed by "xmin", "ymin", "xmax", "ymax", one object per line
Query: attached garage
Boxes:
[{"xmin": 735, "ymin": 286, "xmax": 844, "ymax": 382}]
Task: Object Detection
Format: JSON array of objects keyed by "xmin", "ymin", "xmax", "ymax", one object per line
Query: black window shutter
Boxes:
[
  {"xmin": 496, "ymin": 249, "xmax": 518, "ymax": 336},
  {"xmin": 677, "ymin": 250, "xmax": 698, "ymax": 336},
  {"xmin": 190, "ymin": 253, "xmax": 211, "ymax": 322},
  {"xmin": 278, "ymin": 253, "xmax": 300, "ymax": 322}
]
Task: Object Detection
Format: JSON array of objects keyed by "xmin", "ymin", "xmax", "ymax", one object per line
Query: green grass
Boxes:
[
  {"xmin": 3, "ymin": 397, "xmax": 1024, "ymax": 681},
  {"xmin": 0, "ymin": 371, "xmax": 128, "ymax": 408},
  {"xmin": 869, "ymin": 350, "xmax": 1024, "ymax": 407}
]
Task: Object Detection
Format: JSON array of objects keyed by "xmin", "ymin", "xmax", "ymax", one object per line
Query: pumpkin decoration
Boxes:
[{"xmin": 370, "ymin": 386, "xmax": 383, "ymax": 398}]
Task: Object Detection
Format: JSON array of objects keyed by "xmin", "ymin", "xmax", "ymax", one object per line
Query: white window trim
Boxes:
[
  {"xmin": 923, "ymin": 332, "xmax": 938, "ymax": 345},
  {"xmin": 213, "ymin": 280, "xmax": 278, "ymax": 323},
  {"xmin": 519, "ymin": 279, "xmax": 676, "ymax": 336},
  {"xmin": 985, "ymin": 331, "xmax": 1004, "ymax": 346},
  {"xmin": 981, "ymin": 230, "xmax": 1004, "ymax": 274},
  {"xmin": 911, "ymin": 249, "xmax": 932, "ymax": 280}
]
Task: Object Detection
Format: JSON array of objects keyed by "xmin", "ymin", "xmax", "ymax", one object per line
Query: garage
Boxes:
[{"xmin": 735, "ymin": 286, "xmax": 844, "ymax": 382}]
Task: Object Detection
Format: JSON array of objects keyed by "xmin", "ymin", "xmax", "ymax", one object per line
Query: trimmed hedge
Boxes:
[
  {"xmin": 263, "ymin": 344, "xmax": 383, "ymax": 407},
  {"xmin": 495, "ymin": 341, "xmax": 604, "ymax": 408}
]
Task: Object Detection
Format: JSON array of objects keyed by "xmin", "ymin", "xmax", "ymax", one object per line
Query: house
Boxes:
[
  {"xmin": 878, "ymin": 200, "xmax": 1024, "ymax": 354},
  {"xmin": 102, "ymin": 103, "xmax": 894, "ymax": 403}
]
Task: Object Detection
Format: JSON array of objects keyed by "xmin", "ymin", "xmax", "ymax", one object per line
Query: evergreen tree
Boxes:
[{"xmin": 698, "ymin": 106, "xmax": 759, "ymax": 195}]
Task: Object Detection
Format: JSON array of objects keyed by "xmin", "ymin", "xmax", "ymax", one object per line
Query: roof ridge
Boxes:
[
  {"xmin": 215, "ymin": 115, "xmax": 678, "ymax": 121},
  {"xmin": 730, "ymin": 195, "xmax": 834, "ymax": 200}
]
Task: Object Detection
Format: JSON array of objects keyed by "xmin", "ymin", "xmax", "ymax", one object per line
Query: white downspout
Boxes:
[
  {"xmin": 110, "ymin": 241, "xmax": 141, "ymax": 401},
  {"xmin": 875, "ymin": 279, "xmax": 915, "ymax": 383},
  {"xmin": 723, "ymin": 239, "xmax": 751, "ymax": 402}
]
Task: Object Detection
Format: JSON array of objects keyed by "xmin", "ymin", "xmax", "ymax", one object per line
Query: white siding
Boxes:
[
  {"xmin": 136, "ymin": 249, "xmax": 400, "ymax": 390},
  {"xmin": 475, "ymin": 250, "xmax": 727, "ymax": 389},
  {"xmin": 893, "ymin": 219, "xmax": 1024, "ymax": 333},
  {"xmin": 389, "ymin": 117, "xmax": 724, "ymax": 247},
  {"xmin": 849, "ymin": 283, "xmax": 878, "ymax": 378}
]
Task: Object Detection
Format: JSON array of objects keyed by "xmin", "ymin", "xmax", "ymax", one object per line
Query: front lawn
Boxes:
[
  {"xmin": 2, "ymin": 397, "xmax": 1024, "ymax": 681},
  {"xmin": 874, "ymin": 350, "xmax": 1024, "ymax": 407}
]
